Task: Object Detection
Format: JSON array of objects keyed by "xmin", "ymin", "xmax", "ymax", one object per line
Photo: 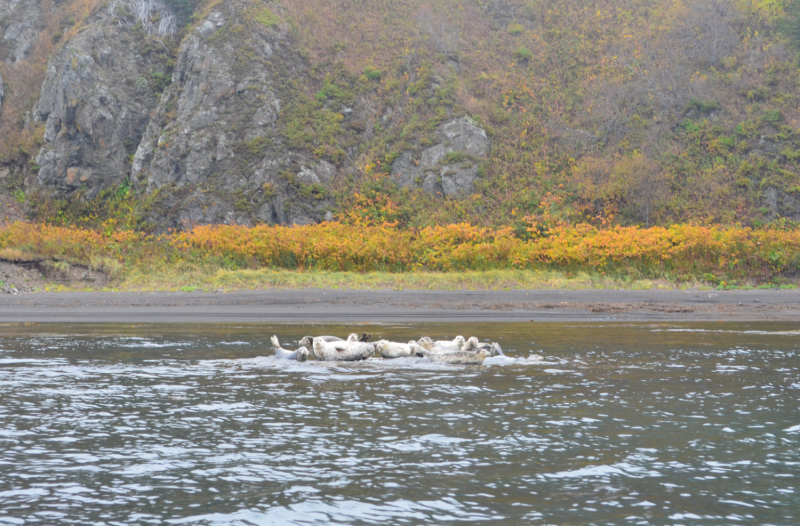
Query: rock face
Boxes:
[
  {"xmin": 0, "ymin": 69, "xmax": 4, "ymax": 115},
  {"xmin": 764, "ymin": 187, "xmax": 800, "ymax": 221},
  {"xmin": 22, "ymin": 1, "xmax": 490, "ymax": 227},
  {"xmin": 0, "ymin": 0, "xmax": 43, "ymax": 63},
  {"xmin": 132, "ymin": 2, "xmax": 333, "ymax": 228},
  {"xmin": 33, "ymin": 17, "xmax": 161, "ymax": 198},
  {"xmin": 391, "ymin": 117, "xmax": 490, "ymax": 198}
]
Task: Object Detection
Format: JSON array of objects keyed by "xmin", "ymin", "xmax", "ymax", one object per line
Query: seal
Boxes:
[
  {"xmin": 313, "ymin": 337, "xmax": 377, "ymax": 362},
  {"xmin": 299, "ymin": 335, "xmax": 342, "ymax": 350},
  {"xmin": 345, "ymin": 333, "xmax": 373, "ymax": 342},
  {"xmin": 461, "ymin": 337, "xmax": 480, "ymax": 352},
  {"xmin": 375, "ymin": 340, "xmax": 415, "ymax": 359},
  {"xmin": 477, "ymin": 342, "xmax": 504, "ymax": 356},
  {"xmin": 270, "ymin": 335, "xmax": 309, "ymax": 362},
  {"xmin": 415, "ymin": 345, "xmax": 492, "ymax": 365},
  {"xmin": 416, "ymin": 337, "xmax": 454, "ymax": 352},
  {"xmin": 434, "ymin": 336, "xmax": 466, "ymax": 351}
]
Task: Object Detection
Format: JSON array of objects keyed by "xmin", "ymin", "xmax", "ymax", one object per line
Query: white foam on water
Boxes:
[
  {"xmin": 0, "ymin": 488, "xmax": 49, "ymax": 498},
  {"xmin": 166, "ymin": 496, "xmax": 499, "ymax": 525},
  {"xmin": 670, "ymin": 512, "xmax": 702, "ymax": 519},
  {"xmin": 0, "ymin": 358, "xmax": 68, "ymax": 365},
  {"xmin": 654, "ymin": 328, "xmax": 800, "ymax": 336},
  {"xmin": 118, "ymin": 341, "xmax": 191, "ymax": 348},
  {"xmin": 785, "ymin": 424, "xmax": 800, "ymax": 433}
]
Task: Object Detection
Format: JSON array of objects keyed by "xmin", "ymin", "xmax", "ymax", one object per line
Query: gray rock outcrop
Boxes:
[
  {"xmin": 764, "ymin": 187, "xmax": 800, "ymax": 221},
  {"xmin": 390, "ymin": 117, "xmax": 490, "ymax": 198},
  {"xmin": 32, "ymin": 17, "xmax": 161, "ymax": 198},
  {"xmin": 0, "ymin": 69, "xmax": 4, "ymax": 115},
  {"xmin": 0, "ymin": 0, "xmax": 43, "ymax": 63},
  {"xmin": 132, "ymin": 1, "xmax": 334, "ymax": 228}
]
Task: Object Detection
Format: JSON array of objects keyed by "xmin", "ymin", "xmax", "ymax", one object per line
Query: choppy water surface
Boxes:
[{"xmin": 0, "ymin": 322, "xmax": 798, "ymax": 525}]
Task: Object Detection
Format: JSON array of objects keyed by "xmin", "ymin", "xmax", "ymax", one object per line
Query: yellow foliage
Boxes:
[{"xmin": 1, "ymin": 221, "xmax": 799, "ymax": 285}]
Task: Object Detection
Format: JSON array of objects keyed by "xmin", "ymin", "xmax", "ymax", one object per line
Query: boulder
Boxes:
[{"xmin": 390, "ymin": 117, "xmax": 489, "ymax": 198}]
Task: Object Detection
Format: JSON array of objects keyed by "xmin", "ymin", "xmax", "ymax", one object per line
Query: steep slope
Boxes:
[
  {"xmin": 33, "ymin": 14, "xmax": 165, "ymax": 198},
  {"xmin": 130, "ymin": 1, "xmax": 329, "ymax": 227},
  {"xmin": 2, "ymin": 0, "xmax": 800, "ymax": 230},
  {"xmin": 0, "ymin": 0, "xmax": 43, "ymax": 63}
]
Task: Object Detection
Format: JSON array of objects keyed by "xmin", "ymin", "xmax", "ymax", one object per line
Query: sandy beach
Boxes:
[{"xmin": 1, "ymin": 289, "xmax": 799, "ymax": 323}]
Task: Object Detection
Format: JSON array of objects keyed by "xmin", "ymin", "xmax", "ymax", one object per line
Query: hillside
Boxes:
[{"xmin": 1, "ymin": 0, "xmax": 800, "ymax": 231}]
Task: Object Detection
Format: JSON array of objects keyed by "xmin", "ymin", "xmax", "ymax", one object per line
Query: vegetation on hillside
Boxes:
[{"xmin": 3, "ymin": 0, "xmax": 800, "ymax": 232}]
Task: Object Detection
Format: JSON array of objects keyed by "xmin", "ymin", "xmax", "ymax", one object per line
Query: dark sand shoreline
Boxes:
[{"xmin": 1, "ymin": 289, "xmax": 799, "ymax": 323}]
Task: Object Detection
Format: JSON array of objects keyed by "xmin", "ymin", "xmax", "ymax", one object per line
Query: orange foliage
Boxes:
[{"xmin": 2, "ymin": 221, "xmax": 799, "ymax": 283}]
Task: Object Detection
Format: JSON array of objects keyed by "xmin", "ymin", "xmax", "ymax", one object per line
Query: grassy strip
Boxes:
[{"xmin": 118, "ymin": 268, "xmax": 679, "ymax": 292}]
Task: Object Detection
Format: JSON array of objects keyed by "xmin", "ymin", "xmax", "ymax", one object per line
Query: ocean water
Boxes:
[{"xmin": 0, "ymin": 322, "xmax": 798, "ymax": 525}]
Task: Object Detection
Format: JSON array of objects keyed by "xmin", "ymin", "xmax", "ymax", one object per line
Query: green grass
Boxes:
[
  {"xmin": 253, "ymin": 8, "xmax": 281, "ymax": 28},
  {"xmin": 114, "ymin": 267, "xmax": 688, "ymax": 292},
  {"xmin": 31, "ymin": 266, "xmax": 800, "ymax": 293}
]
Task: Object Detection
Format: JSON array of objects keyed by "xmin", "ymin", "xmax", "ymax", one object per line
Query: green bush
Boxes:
[
  {"xmin": 254, "ymin": 8, "xmax": 281, "ymax": 28},
  {"xmin": 364, "ymin": 65, "xmax": 382, "ymax": 81},
  {"xmin": 763, "ymin": 109, "xmax": 783, "ymax": 124},
  {"xmin": 747, "ymin": 86, "xmax": 772, "ymax": 101},
  {"xmin": 686, "ymin": 99, "xmax": 721, "ymax": 115},
  {"xmin": 513, "ymin": 47, "xmax": 533, "ymax": 61}
]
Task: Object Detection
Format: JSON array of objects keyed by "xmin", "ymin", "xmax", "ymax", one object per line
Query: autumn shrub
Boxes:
[{"xmin": 3, "ymin": 221, "xmax": 798, "ymax": 284}]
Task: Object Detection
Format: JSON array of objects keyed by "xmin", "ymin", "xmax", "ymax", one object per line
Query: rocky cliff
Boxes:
[
  {"xmin": 17, "ymin": 0, "xmax": 491, "ymax": 228},
  {"xmin": 0, "ymin": 0, "xmax": 42, "ymax": 63},
  {"xmin": 5, "ymin": 0, "xmax": 799, "ymax": 229},
  {"xmin": 33, "ymin": 17, "xmax": 161, "ymax": 198},
  {"xmin": 129, "ymin": 2, "xmax": 330, "ymax": 228}
]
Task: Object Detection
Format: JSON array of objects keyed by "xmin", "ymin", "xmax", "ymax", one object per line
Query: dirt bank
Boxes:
[
  {"xmin": 0, "ymin": 289, "xmax": 798, "ymax": 323},
  {"xmin": 0, "ymin": 259, "xmax": 108, "ymax": 294}
]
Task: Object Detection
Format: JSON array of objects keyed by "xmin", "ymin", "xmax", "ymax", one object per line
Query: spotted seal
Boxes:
[
  {"xmin": 270, "ymin": 336, "xmax": 309, "ymax": 362},
  {"xmin": 299, "ymin": 335, "xmax": 343, "ymax": 350},
  {"xmin": 313, "ymin": 338, "xmax": 376, "ymax": 362},
  {"xmin": 415, "ymin": 345, "xmax": 492, "ymax": 365},
  {"xmin": 375, "ymin": 340, "xmax": 415, "ymax": 359},
  {"xmin": 433, "ymin": 336, "xmax": 466, "ymax": 351}
]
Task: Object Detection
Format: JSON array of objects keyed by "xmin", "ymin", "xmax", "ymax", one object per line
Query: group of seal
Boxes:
[{"xmin": 271, "ymin": 333, "xmax": 504, "ymax": 365}]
